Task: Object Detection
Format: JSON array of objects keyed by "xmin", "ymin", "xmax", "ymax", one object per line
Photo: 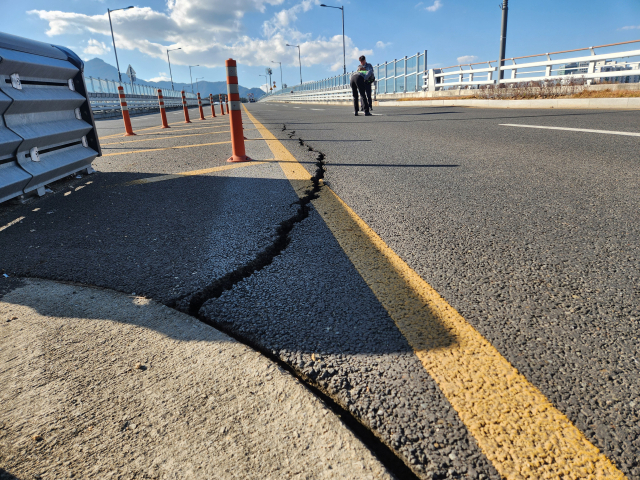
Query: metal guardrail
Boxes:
[
  {"xmin": 88, "ymin": 92, "xmax": 201, "ymax": 118},
  {"xmin": 0, "ymin": 32, "xmax": 100, "ymax": 203},
  {"xmin": 261, "ymin": 40, "xmax": 640, "ymax": 103},
  {"xmin": 425, "ymin": 40, "xmax": 640, "ymax": 90},
  {"xmin": 261, "ymin": 51, "xmax": 427, "ymax": 103},
  {"xmin": 84, "ymin": 75, "xmax": 195, "ymax": 99}
]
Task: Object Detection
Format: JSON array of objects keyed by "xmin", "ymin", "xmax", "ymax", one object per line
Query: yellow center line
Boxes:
[
  {"xmin": 123, "ymin": 160, "xmax": 271, "ymax": 186},
  {"xmin": 243, "ymin": 104, "xmax": 626, "ymax": 480},
  {"xmin": 102, "ymin": 140, "xmax": 232, "ymax": 157},
  {"xmin": 101, "ymin": 130, "xmax": 231, "ymax": 146}
]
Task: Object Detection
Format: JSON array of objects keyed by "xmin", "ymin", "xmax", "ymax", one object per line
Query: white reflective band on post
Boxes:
[
  {"xmin": 227, "ymin": 84, "xmax": 239, "ymax": 95},
  {"xmin": 121, "ymin": 105, "xmax": 129, "ymax": 111},
  {"xmin": 230, "ymin": 101, "xmax": 242, "ymax": 111},
  {"xmin": 226, "ymin": 66, "xmax": 238, "ymax": 77}
]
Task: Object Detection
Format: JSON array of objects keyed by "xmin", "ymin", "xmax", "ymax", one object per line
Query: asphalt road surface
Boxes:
[{"xmin": 0, "ymin": 102, "xmax": 638, "ymax": 479}]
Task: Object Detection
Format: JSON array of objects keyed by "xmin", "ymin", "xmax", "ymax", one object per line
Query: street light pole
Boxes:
[
  {"xmin": 189, "ymin": 65, "xmax": 199, "ymax": 93},
  {"xmin": 286, "ymin": 44, "xmax": 302, "ymax": 84},
  {"xmin": 259, "ymin": 74, "xmax": 268, "ymax": 94},
  {"xmin": 497, "ymin": 0, "xmax": 509, "ymax": 81},
  {"xmin": 167, "ymin": 47, "xmax": 181, "ymax": 90},
  {"xmin": 107, "ymin": 6, "xmax": 133, "ymax": 83},
  {"xmin": 320, "ymin": 4, "xmax": 346, "ymax": 75},
  {"xmin": 271, "ymin": 61, "xmax": 282, "ymax": 91}
]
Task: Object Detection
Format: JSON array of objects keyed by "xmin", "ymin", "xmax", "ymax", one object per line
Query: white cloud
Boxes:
[
  {"xmin": 415, "ymin": 2, "xmax": 424, "ymax": 7},
  {"xmin": 83, "ymin": 38, "xmax": 110, "ymax": 56},
  {"xmin": 457, "ymin": 55, "xmax": 478, "ymax": 64},
  {"xmin": 28, "ymin": 0, "xmax": 364, "ymax": 71},
  {"xmin": 620, "ymin": 25, "xmax": 640, "ymax": 30},
  {"xmin": 426, "ymin": 0, "xmax": 442, "ymax": 12},
  {"xmin": 148, "ymin": 73, "xmax": 171, "ymax": 82},
  {"xmin": 376, "ymin": 41, "xmax": 391, "ymax": 49}
]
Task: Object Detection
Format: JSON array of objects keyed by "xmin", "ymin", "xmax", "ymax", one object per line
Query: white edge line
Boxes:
[{"xmin": 500, "ymin": 124, "xmax": 640, "ymax": 137}]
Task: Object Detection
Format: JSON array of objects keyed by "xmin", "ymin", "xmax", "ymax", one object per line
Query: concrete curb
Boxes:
[
  {"xmin": 262, "ymin": 98, "xmax": 640, "ymax": 110},
  {"xmin": 0, "ymin": 278, "xmax": 394, "ymax": 480}
]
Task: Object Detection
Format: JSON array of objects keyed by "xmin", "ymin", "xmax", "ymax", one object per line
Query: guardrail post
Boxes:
[
  {"xmin": 209, "ymin": 94, "xmax": 216, "ymax": 117},
  {"xmin": 157, "ymin": 89, "xmax": 170, "ymax": 128},
  {"xmin": 404, "ymin": 56, "xmax": 407, "ymax": 93},
  {"xmin": 117, "ymin": 86, "xmax": 136, "ymax": 136},
  {"xmin": 225, "ymin": 59, "xmax": 252, "ymax": 163},
  {"xmin": 197, "ymin": 93, "xmax": 206, "ymax": 120},
  {"xmin": 427, "ymin": 69, "xmax": 436, "ymax": 91},
  {"xmin": 181, "ymin": 90, "xmax": 191, "ymax": 123}
]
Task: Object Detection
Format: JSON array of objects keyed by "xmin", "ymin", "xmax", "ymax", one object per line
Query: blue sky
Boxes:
[{"xmin": 3, "ymin": 0, "xmax": 640, "ymax": 89}]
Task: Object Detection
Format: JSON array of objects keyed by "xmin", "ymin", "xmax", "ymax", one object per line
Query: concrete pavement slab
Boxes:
[{"xmin": 0, "ymin": 278, "xmax": 393, "ymax": 480}]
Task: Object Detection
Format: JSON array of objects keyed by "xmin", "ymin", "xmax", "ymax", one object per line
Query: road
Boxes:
[{"xmin": 0, "ymin": 102, "xmax": 638, "ymax": 479}]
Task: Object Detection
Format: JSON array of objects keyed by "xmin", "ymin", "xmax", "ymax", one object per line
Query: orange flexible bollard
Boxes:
[
  {"xmin": 181, "ymin": 90, "xmax": 191, "ymax": 123},
  {"xmin": 157, "ymin": 89, "xmax": 170, "ymax": 128},
  {"xmin": 117, "ymin": 86, "xmax": 136, "ymax": 136},
  {"xmin": 197, "ymin": 93, "xmax": 206, "ymax": 120},
  {"xmin": 225, "ymin": 97, "xmax": 229, "ymax": 114},
  {"xmin": 219, "ymin": 95, "xmax": 225, "ymax": 116},
  {"xmin": 225, "ymin": 59, "xmax": 251, "ymax": 163},
  {"xmin": 209, "ymin": 94, "xmax": 216, "ymax": 118}
]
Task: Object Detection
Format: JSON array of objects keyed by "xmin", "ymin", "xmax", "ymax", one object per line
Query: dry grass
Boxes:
[
  {"xmin": 570, "ymin": 89, "xmax": 640, "ymax": 98},
  {"xmin": 393, "ymin": 83, "xmax": 640, "ymax": 102},
  {"xmin": 396, "ymin": 95, "xmax": 476, "ymax": 101}
]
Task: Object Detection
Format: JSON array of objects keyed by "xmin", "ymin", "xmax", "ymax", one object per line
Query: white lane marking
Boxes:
[
  {"xmin": 500, "ymin": 124, "xmax": 640, "ymax": 137},
  {"xmin": 293, "ymin": 107, "xmax": 301, "ymax": 109},
  {"xmin": 0, "ymin": 216, "xmax": 25, "ymax": 233},
  {"xmin": 370, "ymin": 113, "xmax": 383, "ymax": 116},
  {"xmin": 311, "ymin": 109, "xmax": 325, "ymax": 111}
]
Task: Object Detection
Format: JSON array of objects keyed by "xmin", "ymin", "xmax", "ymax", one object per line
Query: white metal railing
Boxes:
[
  {"xmin": 260, "ymin": 40, "xmax": 640, "ymax": 102},
  {"xmin": 425, "ymin": 39, "xmax": 640, "ymax": 91},
  {"xmin": 84, "ymin": 75, "xmax": 196, "ymax": 99},
  {"xmin": 83, "ymin": 75, "xmax": 205, "ymax": 117},
  {"xmin": 261, "ymin": 51, "xmax": 427, "ymax": 102}
]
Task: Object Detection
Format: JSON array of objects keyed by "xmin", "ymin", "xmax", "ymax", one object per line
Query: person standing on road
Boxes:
[
  {"xmin": 357, "ymin": 55, "xmax": 375, "ymax": 112},
  {"xmin": 350, "ymin": 71, "xmax": 371, "ymax": 116}
]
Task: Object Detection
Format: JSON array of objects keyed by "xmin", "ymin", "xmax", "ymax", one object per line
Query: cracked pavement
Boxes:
[{"xmin": 1, "ymin": 102, "xmax": 638, "ymax": 479}]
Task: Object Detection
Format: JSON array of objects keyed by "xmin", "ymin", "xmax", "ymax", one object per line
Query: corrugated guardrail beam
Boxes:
[{"xmin": 0, "ymin": 32, "xmax": 101, "ymax": 203}]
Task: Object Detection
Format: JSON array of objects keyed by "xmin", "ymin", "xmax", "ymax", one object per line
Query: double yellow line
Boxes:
[{"xmin": 243, "ymin": 105, "xmax": 626, "ymax": 480}]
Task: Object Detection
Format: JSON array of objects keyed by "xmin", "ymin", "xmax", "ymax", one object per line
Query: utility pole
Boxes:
[
  {"xmin": 286, "ymin": 44, "xmax": 302, "ymax": 84},
  {"xmin": 320, "ymin": 4, "xmax": 346, "ymax": 76},
  {"xmin": 107, "ymin": 6, "xmax": 133, "ymax": 83},
  {"xmin": 271, "ymin": 61, "xmax": 282, "ymax": 91},
  {"xmin": 497, "ymin": 0, "xmax": 509, "ymax": 81},
  {"xmin": 167, "ymin": 47, "xmax": 181, "ymax": 90},
  {"xmin": 189, "ymin": 65, "xmax": 199, "ymax": 93}
]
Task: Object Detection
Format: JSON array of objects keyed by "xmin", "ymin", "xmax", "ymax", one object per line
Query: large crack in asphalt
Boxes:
[
  {"xmin": 167, "ymin": 128, "xmax": 324, "ymax": 316},
  {"xmin": 165, "ymin": 127, "xmax": 422, "ymax": 479}
]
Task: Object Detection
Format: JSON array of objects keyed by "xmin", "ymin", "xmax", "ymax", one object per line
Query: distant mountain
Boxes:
[{"xmin": 83, "ymin": 58, "xmax": 264, "ymax": 99}]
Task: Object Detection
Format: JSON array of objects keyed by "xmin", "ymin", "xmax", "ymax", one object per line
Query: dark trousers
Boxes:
[
  {"xmin": 360, "ymin": 82, "xmax": 372, "ymax": 111},
  {"xmin": 350, "ymin": 75, "xmax": 369, "ymax": 113}
]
